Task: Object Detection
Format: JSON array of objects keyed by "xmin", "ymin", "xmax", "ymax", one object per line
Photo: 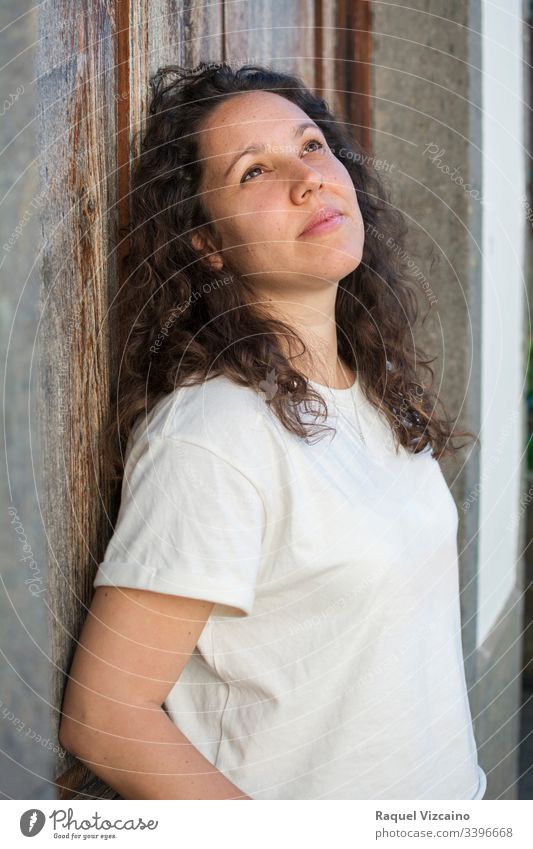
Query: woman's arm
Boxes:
[{"xmin": 58, "ymin": 586, "xmax": 251, "ymax": 800}]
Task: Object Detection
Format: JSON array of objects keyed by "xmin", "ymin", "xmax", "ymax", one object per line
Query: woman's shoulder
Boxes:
[{"xmin": 130, "ymin": 374, "xmax": 280, "ymax": 464}]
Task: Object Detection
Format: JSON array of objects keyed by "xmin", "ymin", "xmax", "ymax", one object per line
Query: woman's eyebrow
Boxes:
[{"xmin": 223, "ymin": 121, "xmax": 320, "ymax": 178}]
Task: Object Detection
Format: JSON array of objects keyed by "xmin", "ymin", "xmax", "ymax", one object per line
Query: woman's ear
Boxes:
[{"xmin": 190, "ymin": 229, "xmax": 224, "ymax": 272}]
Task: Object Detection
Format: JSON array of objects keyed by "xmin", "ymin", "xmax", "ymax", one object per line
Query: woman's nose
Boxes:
[{"xmin": 285, "ymin": 161, "xmax": 325, "ymax": 196}]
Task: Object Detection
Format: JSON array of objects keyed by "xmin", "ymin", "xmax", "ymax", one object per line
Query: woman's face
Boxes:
[{"xmin": 192, "ymin": 90, "xmax": 365, "ymax": 297}]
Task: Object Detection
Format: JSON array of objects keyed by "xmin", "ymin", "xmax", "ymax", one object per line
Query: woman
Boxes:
[{"xmin": 59, "ymin": 62, "xmax": 486, "ymax": 801}]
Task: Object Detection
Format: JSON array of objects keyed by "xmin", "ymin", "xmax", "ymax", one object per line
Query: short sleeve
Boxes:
[{"xmin": 93, "ymin": 436, "xmax": 266, "ymax": 617}]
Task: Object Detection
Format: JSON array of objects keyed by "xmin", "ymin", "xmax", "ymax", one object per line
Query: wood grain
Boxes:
[{"xmin": 37, "ymin": 0, "xmax": 119, "ymax": 798}]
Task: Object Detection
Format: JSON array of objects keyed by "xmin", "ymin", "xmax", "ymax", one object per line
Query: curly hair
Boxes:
[{"xmin": 103, "ymin": 60, "xmax": 478, "ymax": 483}]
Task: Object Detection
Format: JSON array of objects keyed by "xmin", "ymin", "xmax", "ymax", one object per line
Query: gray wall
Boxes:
[
  {"xmin": 0, "ymin": 1, "xmax": 55, "ymax": 799},
  {"xmin": 372, "ymin": 0, "xmax": 522, "ymax": 799}
]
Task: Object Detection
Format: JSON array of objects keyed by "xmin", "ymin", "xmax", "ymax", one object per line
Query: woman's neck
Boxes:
[
  {"xmin": 313, "ymin": 356, "xmax": 356, "ymax": 389},
  {"xmin": 288, "ymin": 344, "xmax": 355, "ymax": 389},
  {"xmin": 254, "ymin": 296, "xmax": 354, "ymax": 388}
]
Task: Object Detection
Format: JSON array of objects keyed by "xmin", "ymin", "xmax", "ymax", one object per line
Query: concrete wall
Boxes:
[
  {"xmin": 372, "ymin": 0, "xmax": 526, "ymax": 799},
  {"xmin": 0, "ymin": 1, "xmax": 55, "ymax": 799}
]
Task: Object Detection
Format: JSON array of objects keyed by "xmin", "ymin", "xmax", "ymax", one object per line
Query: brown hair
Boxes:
[{"xmin": 103, "ymin": 60, "xmax": 478, "ymax": 483}]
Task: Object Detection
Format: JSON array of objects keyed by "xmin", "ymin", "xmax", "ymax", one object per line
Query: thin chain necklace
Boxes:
[{"xmin": 337, "ymin": 358, "xmax": 367, "ymax": 448}]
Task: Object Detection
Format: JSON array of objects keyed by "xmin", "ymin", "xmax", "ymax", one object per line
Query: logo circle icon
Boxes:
[{"xmin": 20, "ymin": 809, "xmax": 46, "ymax": 837}]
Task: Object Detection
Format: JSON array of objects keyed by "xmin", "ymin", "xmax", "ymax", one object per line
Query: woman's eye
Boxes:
[
  {"xmin": 241, "ymin": 165, "xmax": 263, "ymax": 183},
  {"xmin": 304, "ymin": 139, "xmax": 324, "ymax": 154},
  {"xmin": 240, "ymin": 138, "xmax": 325, "ymax": 183}
]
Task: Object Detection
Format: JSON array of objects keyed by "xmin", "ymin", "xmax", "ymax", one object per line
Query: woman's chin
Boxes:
[
  {"xmin": 318, "ymin": 253, "xmax": 364, "ymax": 281},
  {"xmin": 297, "ymin": 235, "xmax": 364, "ymax": 268}
]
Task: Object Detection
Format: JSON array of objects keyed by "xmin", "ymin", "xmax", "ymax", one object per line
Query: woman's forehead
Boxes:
[{"xmin": 198, "ymin": 91, "xmax": 314, "ymax": 182}]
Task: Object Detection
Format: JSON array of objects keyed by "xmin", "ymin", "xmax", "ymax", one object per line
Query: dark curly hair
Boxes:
[{"xmin": 103, "ymin": 60, "xmax": 478, "ymax": 483}]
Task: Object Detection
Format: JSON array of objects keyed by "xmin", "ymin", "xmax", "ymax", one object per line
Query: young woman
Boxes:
[{"xmin": 59, "ymin": 62, "xmax": 486, "ymax": 801}]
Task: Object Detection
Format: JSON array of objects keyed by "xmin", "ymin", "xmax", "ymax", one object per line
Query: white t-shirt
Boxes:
[{"xmin": 93, "ymin": 373, "xmax": 486, "ymax": 800}]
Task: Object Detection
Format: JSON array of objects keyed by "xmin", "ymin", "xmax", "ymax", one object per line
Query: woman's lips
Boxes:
[{"xmin": 298, "ymin": 213, "xmax": 346, "ymax": 237}]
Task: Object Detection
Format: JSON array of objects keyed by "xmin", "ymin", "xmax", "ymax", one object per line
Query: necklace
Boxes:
[{"xmin": 337, "ymin": 358, "xmax": 367, "ymax": 448}]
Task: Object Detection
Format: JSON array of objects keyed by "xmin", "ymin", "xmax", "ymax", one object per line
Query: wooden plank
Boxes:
[
  {"xmin": 37, "ymin": 0, "xmax": 119, "ymax": 797},
  {"xmin": 334, "ymin": 0, "xmax": 372, "ymax": 152},
  {"xmin": 314, "ymin": 0, "xmax": 324, "ymax": 96},
  {"xmin": 121, "ymin": 0, "xmax": 224, "ymax": 268},
  {"xmin": 50, "ymin": 0, "xmax": 222, "ymax": 801},
  {"xmin": 224, "ymin": 0, "xmax": 316, "ymax": 84},
  {"xmin": 145, "ymin": 0, "xmax": 224, "ymax": 75},
  {"xmin": 55, "ymin": 763, "xmax": 122, "ymax": 800}
]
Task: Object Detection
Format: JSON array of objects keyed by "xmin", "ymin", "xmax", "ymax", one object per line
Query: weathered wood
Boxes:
[
  {"xmin": 37, "ymin": 0, "xmax": 120, "ymax": 797},
  {"xmin": 49, "ymin": 0, "xmax": 225, "ymax": 799},
  {"xmin": 334, "ymin": 0, "xmax": 372, "ymax": 152},
  {"xmin": 145, "ymin": 0, "xmax": 223, "ymax": 76},
  {"xmin": 55, "ymin": 763, "xmax": 122, "ymax": 800},
  {"xmin": 224, "ymin": 0, "xmax": 316, "ymax": 83}
]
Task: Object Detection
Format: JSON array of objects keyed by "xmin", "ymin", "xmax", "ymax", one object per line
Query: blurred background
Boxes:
[{"xmin": 0, "ymin": 0, "xmax": 531, "ymax": 800}]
